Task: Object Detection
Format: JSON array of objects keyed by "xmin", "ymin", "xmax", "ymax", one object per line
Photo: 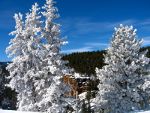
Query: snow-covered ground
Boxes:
[
  {"xmin": 133, "ymin": 111, "xmax": 150, "ymax": 113},
  {"xmin": 134, "ymin": 110, "xmax": 150, "ymax": 113},
  {"xmin": 0, "ymin": 110, "xmax": 40, "ymax": 113},
  {"xmin": 0, "ymin": 109, "xmax": 150, "ymax": 113}
]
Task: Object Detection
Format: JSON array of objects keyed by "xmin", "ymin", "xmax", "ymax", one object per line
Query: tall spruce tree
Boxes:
[
  {"xmin": 33, "ymin": 0, "xmax": 74, "ymax": 112},
  {"xmin": 6, "ymin": 0, "xmax": 74, "ymax": 112},
  {"xmin": 6, "ymin": 3, "xmax": 44, "ymax": 111},
  {"xmin": 94, "ymin": 25, "xmax": 150, "ymax": 113}
]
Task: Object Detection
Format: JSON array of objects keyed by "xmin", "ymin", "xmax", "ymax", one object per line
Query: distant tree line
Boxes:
[{"xmin": 62, "ymin": 46, "xmax": 150, "ymax": 75}]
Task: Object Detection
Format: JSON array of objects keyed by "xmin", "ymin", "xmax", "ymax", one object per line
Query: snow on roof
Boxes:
[{"xmin": 73, "ymin": 73, "xmax": 90, "ymax": 79}]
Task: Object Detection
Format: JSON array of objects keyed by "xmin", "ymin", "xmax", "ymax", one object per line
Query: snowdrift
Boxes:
[
  {"xmin": 0, "ymin": 110, "xmax": 40, "ymax": 113},
  {"xmin": 1, "ymin": 109, "xmax": 150, "ymax": 113}
]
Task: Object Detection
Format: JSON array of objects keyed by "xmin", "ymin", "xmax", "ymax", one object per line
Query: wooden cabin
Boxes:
[{"xmin": 63, "ymin": 75, "xmax": 90, "ymax": 97}]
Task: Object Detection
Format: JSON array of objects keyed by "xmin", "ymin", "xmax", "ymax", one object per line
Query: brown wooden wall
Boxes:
[{"xmin": 63, "ymin": 75, "xmax": 90, "ymax": 97}]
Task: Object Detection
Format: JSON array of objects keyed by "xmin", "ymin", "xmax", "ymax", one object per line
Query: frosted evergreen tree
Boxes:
[
  {"xmin": 7, "ymin": 0, "xmax": 75, "ymax": 112},
  {"xmin": 6, "ymin": 3, "xmax": 43, "ymax": 111},
  {"xmin": 94, "ymin": 25, "xmax": 150, "ymax": 113},
  {"xmin": 33, "ymin": 0, "xmax": 74, "ymax": 112}
]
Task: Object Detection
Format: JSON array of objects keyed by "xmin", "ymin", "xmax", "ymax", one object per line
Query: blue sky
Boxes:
[{"xmin": 0, "ymin": 0, "xmax": 150, "ymax": 61}]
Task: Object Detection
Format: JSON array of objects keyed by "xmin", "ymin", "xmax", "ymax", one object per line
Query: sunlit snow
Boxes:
[{"xmin": 0, "ymin": 110, "xmax": 40, "ymax": 113}]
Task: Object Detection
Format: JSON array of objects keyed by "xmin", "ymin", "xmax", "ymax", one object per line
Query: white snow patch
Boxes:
[
  {"xmin": 78, "ymin": 92, "xmax": 87, "ymax": 100},
  {"xmin": 133, "ymin": 111, "xmax": 150, "ymax": 113},
  {"xmin": 0, "ymin": 110, "xmax": 40, "ymax": 113},
  {"xmin": 74, "ymin": 73, "xmax": 89, "ymax": 79}
]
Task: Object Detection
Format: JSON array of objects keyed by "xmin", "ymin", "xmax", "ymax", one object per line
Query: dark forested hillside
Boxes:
[
  {"xmin": 0, "ymin": 62, "xmax": 17, "ymax": 110},
  {"xmin": 63, "ymin": 46, "xmax": 150, "ymax": 75},
  {"xmin": 140, "ymin": 46, "xmax": 150, "ymax": 58},
  {"xmin": 62, "ymin": 50, "xmax": 106, "ymax": 75}
]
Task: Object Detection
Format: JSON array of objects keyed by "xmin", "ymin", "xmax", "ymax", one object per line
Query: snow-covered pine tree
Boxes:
[
  {"xmin": 7, "ymin": 0, "xmax": 75, "ymax": 112},
  {"xmin": 6, "ymin": 3, "xmax": 43, "ymax": 111},
  {"xmin": 32, "ymin": 0, "xmax": 75, "ymax": 112},
  {"xmin": 94, "ymin": 24, "xmax": 150, "ymax": 113}
]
